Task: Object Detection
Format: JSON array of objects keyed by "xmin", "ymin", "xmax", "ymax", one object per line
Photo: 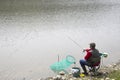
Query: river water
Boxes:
[{"xmin": 0, "ymin": 0, "xmax": 120, "ymax": 80}]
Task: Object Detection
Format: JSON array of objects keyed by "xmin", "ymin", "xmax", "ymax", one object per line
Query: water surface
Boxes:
[{"xmin": 0, "ymin": 0, "xmax": 120, "ymax": 79}]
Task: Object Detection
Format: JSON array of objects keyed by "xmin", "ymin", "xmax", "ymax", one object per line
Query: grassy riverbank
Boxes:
[{"xmin": 108, "ymin": 70, "xmax": 120, "ymax": 80}]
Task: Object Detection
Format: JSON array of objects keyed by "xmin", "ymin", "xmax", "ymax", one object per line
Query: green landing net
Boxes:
[{"xmin": 50, "ymin": 55, "xmax": 76, "ymax": 71}]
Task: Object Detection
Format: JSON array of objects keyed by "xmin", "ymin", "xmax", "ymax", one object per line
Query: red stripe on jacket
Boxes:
[{"xmin": 84, "ymin": 49, "xmax": 92, "ymax": 60}]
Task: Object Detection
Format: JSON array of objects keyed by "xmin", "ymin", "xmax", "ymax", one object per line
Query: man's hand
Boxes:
[{"xmin": 83, "ymin": 49, "xmax": 86, "ymax": 52}]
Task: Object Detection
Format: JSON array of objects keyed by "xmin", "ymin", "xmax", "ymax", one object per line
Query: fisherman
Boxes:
[{"xmin": 80, "ymin": 42, "xmax": 101, "ymax": 75}]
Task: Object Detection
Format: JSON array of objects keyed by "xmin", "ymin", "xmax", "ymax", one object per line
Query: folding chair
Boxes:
[{"xmin": 88, "ymin": 62, "xmax": 101, "ymax": 76}]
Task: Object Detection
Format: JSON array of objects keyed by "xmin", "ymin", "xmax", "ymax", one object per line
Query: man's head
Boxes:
[{"xmin": 89, "ymin": 42, "xmax": 96, "ymax": 49}]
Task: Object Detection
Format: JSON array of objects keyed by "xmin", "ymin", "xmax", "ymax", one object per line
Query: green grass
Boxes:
[{"xmin": 108, "ymin": 70, "xmax": 120, "ymax": 80}]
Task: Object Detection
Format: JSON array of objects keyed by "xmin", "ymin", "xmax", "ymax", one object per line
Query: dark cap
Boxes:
[{"xmin": 89, "ymin": 42, "xmax": 96, "ymax": 48}]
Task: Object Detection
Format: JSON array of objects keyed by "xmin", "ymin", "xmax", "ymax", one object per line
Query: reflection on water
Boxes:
[{"xmin": 0, "ymin": 0, "xmax": 120, "ymax": 79}]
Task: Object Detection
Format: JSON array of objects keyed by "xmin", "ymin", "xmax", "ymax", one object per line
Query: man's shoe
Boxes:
[{"xmin": 82, "ymin": 72, "xmax": 88, "ymax": 76}]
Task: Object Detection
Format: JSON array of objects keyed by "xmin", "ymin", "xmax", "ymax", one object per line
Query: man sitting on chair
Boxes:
[{"xmin": 80, "ymin": 42, "xmax": 101, "ymax": 75}]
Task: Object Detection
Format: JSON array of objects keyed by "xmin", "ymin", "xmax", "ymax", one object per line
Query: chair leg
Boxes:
[{"xmin": 89, "ymin": 67, "xmax": 98, "ymax": 76}]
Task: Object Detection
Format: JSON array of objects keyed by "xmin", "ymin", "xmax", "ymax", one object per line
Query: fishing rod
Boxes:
[{"xmin": 66, "ymin": 35, "xmax": 83, "ymax": 49}]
